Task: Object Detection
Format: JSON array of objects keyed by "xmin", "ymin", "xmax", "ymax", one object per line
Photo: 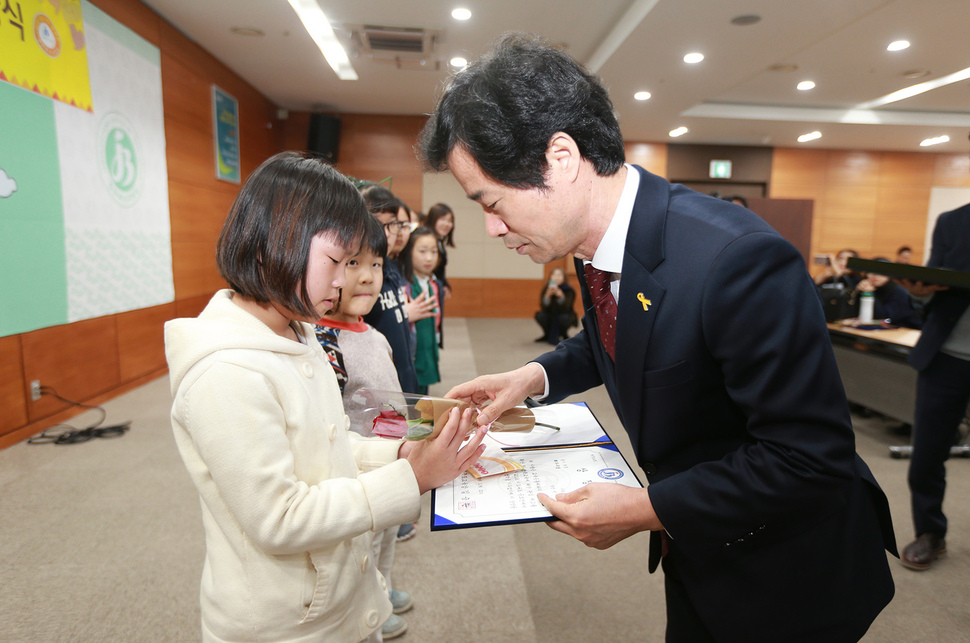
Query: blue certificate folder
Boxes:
[{"xmin": 430, "ymin": 402, "xmax": 643, "ymax": 531}]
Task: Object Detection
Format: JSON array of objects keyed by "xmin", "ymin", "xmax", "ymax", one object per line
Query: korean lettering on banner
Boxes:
[
  {"xmin": 2, "ymin": 1, "xmax": 25, "ymax": 41},
  {"xmin": 0, "ymin": 0, "xmax": 93, "ymax": 112}
]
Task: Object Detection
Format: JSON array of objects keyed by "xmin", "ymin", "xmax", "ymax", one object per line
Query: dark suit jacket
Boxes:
[
  {"xmin": 535, "ymin": 167, "xmax": 896, "ymax": 642},
  {"xmin": 909, "ymin": 203, "xmax": 970, "ymax": 371}
]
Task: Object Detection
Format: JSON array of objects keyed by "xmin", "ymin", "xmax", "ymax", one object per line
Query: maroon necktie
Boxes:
[{"xmin": 584, "ymin": 263, "xmax": 617, "ymax": 360}]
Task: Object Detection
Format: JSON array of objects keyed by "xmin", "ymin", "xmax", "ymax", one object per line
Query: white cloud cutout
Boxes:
[{"xmin": 0, "ymin": 168, "xmax": 16, "ymax": 198}]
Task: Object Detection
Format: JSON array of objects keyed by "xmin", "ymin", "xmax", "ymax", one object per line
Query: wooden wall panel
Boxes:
[
  {"xmin": 176, "ymin": 294, "xmax": 214, "ymax": 320},
  {"xmin": 0, "ymin": 335, "xmax": 27, "ymax": 437},
  {"xmin": 875, "ymin": 185, "xmax": 932, "ymax": 221},
  {"xmin": 625, "ymin": 142, "xmax": 668, "ymax": 178},
  {"xmin": 771, "ymin": 146, "xmax": 966, "ymax": 281},
  {"xmin": 934, "ymin": 154, "xmax": 970, "ymax": 186},
  {"xmin": 165, "ymin": 117, "xmax": 222, "ymax": 189},
  {"xmin": 770, "ymin": 148, "xmax": 828, "ymax": 186},
  {"xmin": 22, "ymin": 317, "xmax": 120, "ymax": 423},
  {"xmin": 823, "ymin": 184, "xmax": 878, "ymax": 221},
  {"xmin": 281, "ymin": 112, "xmax": 313, "ymax": 153},
  {"xmin": 826, "ymin": 151, "xmax": 880, "ymax": 185},
  {"xmin": 815, "ymin": 217, "xmax": 876, "ymax": 252},
  {"xmin": 872, "ymin": 217, "xmax": 929, "ymax": 258},
  {"xmin": 335, "ymin": 114, "xmax": 427, "ymax": 210},
  {"xmin": 117, "ymin": 303, "xmax": 176, "ymax": 381},
  {"xmin": 446, "ymin": 278, "xmax": 545, "ymax": 318},
  {"xmin": 161, "ymin": 54, "xmax": 213, "ymax": 133},
  {"xmin": 168, "ymin": 182, "xmax": 234, "ymax": 243},
  {"xmin": 239, "ymin": 104, "xmax": 281, "ymax": 178},
  {"xmin": 172, "ymin": 240, "xmax": 223, "ymax": 299},
  {"xmin": 89, "ymin": 0, "xmax": 161, "ymax": 45},
  {"xmin": 878, "ymin": 152, "xmax": 936, "ymax": 187}
]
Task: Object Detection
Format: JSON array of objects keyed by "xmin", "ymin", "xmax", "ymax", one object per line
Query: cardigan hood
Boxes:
[{"xmin": 165, "ymin": 289, "xmax": 319, "ymax": 397}]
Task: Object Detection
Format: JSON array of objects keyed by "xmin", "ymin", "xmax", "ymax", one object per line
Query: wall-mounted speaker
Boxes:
[{"xmin": 307, "ymin": 114, "xmax": 341, "ymax": 163}]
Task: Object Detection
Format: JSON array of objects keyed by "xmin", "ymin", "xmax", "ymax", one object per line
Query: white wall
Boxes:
[{"xmin": 422, "ymin": 172, "xmax": 543, "ymax": 279}]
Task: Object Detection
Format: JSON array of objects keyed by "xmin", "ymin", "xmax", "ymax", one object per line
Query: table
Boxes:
[
  {"xmin": 826, "ymin": 322, "xmax": 970, "ymax": 458},
  {"xmin": 827, "ymin": 323, "xmax": 919, "ymax": 426}
]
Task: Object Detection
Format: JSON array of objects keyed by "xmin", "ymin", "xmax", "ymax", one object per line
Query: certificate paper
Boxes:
[{"xmin": 430, "ymin": 403, "xmax": 643, "ymax": 530}]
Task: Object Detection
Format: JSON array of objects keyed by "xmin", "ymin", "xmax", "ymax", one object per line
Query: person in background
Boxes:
[
  {"xmin": 896, "ymin": 196, "xmax": 970, "ymax": 571},
  {"xmin": 534, "ymin": 266, "xmax": 577, "ymax": 344},
  {"xmin": 725, "ymin": 195, "xmax": 748, "ymax": 208},
  {"xmin": 420, "ymin": 33, "xmax": 896, "ymax": 642},
  {"xmin": 855, "ymin": 258, "xmax": 923, "ymax": 329},
  {"xmin": 814, "ymin": 247, "xmax": 862, "ymax": 288},
  {"xmin": 316, "ymin": 214, "xmax": 415, "ymax": 640},
  {"xmin": 359, "ymin": 184, "xmax": 427, "ymax": 394},
  {"xmin": 425, "ymin": 203, "xmax": 456, "ymax": 348},
  {"xmin": 165, "ymin": 152, "xmax": 485, "ymax": 643},
  {"xmin": 395, "ymin": 203, "xmax": 413, "ymax": 256},
  {"xmin": 401, "ymin": 226, "xmax": 442, "ymax": 394},
  {"xmin": 396, "ymin": 202, "xmax": 436, "ymax": 358},
  {"xmin": 896, "ymin": 245, "xmax": 913, "ymax": 264}
]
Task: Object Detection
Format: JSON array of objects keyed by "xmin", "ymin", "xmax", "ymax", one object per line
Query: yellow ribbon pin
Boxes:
[{"xmin": 637, "ymin": 293, "xmax": 652, "ymax": 311}]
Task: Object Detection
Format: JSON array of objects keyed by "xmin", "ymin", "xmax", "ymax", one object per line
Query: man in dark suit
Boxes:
[
  {"xmin": 898, "ymin": 199, "xmax": 970, "ymax": 570},
  {"xmin": 420, "ymin": 33, "xmax": 896, "ymax": 642}
]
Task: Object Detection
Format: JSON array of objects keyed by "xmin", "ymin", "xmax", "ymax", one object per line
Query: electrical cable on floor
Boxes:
[{"xmin": 27, "ymin": 386, "xmax": 131, "ymax": 445}]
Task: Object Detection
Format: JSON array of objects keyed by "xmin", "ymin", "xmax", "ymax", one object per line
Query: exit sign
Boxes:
[{"xmin": 709, "ymin": 159, "xmax": 732, "ymax": 179}]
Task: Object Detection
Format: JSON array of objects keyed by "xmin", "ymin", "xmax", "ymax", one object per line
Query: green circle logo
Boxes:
[{"xmin": 98, "ymin": 112, "xmax": 143, "ymax": 207}]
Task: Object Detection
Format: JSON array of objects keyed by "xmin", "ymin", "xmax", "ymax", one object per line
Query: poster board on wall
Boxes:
[{"xmin": 0, "ymin": 0, "xmax": 173, "ymax": 337}]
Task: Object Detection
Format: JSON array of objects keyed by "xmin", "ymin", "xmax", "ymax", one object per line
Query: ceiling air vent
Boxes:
[{"xmin": 345, "ymin": 24, "xmax": 442, "ymax": 70}]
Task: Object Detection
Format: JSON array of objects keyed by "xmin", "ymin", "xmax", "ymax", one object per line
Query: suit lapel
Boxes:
[
  {"xmin": 613, "ymin": 168, "xmax": 670, "ymax": 454},
  {"xmin": 615, "ymin": 256, "xmax": 664, "ymax": 454}
]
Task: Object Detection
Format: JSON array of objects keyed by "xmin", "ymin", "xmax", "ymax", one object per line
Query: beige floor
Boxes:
[{"xmin": 1, "ymin": 317, "xmax": 968, "ymax": 642}]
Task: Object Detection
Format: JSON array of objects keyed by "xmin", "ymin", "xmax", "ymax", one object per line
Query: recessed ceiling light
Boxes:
[
  {"xmin": 452, "ymin": 8, "xmax": 472, "ymax": 20},
  {"xmin": 730, "ymin": 14, "xmax": 761, "ymax": 26},
  {"xmin": 669, "ymin": 126, "xmax": 689, "ymax": 137},
  {"xmin": 684, "ymin": 52, "xmax": 704, "ymax": 64},
  {"xmin": 920, "ymin": 135, "xmax": 950, "ymax": 147},
  {"xmin": 797, "ymin": 131, "xmax": 822, "ymax": 143},
  {"xmin": 887, "ymin": 40, "xmax": 910, "ymax": 52},
  {"xmin": 450, "ymin": 57, "xmax": 467, "ymax": 68},
  {"xmin": 797, "ymin": 81, "xmax": 815, "ymax": 91},
  {"xmin": 634, "ymin": 91, "xmax": 651, "ymax": 101},
  {"xmin": 230, "ymin": 27, "xmax": 264, "ymax": 37}
]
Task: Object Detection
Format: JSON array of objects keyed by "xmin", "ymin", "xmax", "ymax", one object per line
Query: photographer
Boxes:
[{"xmin": 534, "ymin": 267, "xmax": 576, "ymax": 344}]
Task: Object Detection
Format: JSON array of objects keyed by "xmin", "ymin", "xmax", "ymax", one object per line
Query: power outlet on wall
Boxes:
[{"xmin": 30, "ymin": 380, "xmax": 42, "ymax": 401}]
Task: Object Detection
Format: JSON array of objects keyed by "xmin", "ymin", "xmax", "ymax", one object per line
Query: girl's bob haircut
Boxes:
[{"xmin": 217, "ymin": 152, "xmax": 369, "ymax": 318}]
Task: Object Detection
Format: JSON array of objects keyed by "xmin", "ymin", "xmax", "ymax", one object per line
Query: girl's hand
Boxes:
[
  {"xmin": 406, "ymin": 407, "xmax": 486, "ymax": 494},
  {"xmin": 406, "ymin": 291, "xmax": 436, "ymax": 321}
]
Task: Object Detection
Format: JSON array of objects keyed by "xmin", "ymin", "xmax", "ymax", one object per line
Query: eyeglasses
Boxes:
[{"xmin": 383, "ymin": 221, "xmax": 408, "ymax": 232}]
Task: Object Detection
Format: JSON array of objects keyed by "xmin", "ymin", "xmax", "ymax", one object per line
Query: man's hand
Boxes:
[
  {"xmin": 537, "ymin": 484, "xmax": 661, "ymax": 549},
  {"xmin": 896, "ymin": 278, "xmax": 949, "ymax": 297},
  {"xmin": 445, "ymin": 363, "xmax": 546, "ymax": 427}
]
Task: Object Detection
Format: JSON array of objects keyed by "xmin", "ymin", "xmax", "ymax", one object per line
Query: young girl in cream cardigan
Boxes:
[{"xmin": 165, "ymin": 152, "xmax": 485, "ymax": 642}]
